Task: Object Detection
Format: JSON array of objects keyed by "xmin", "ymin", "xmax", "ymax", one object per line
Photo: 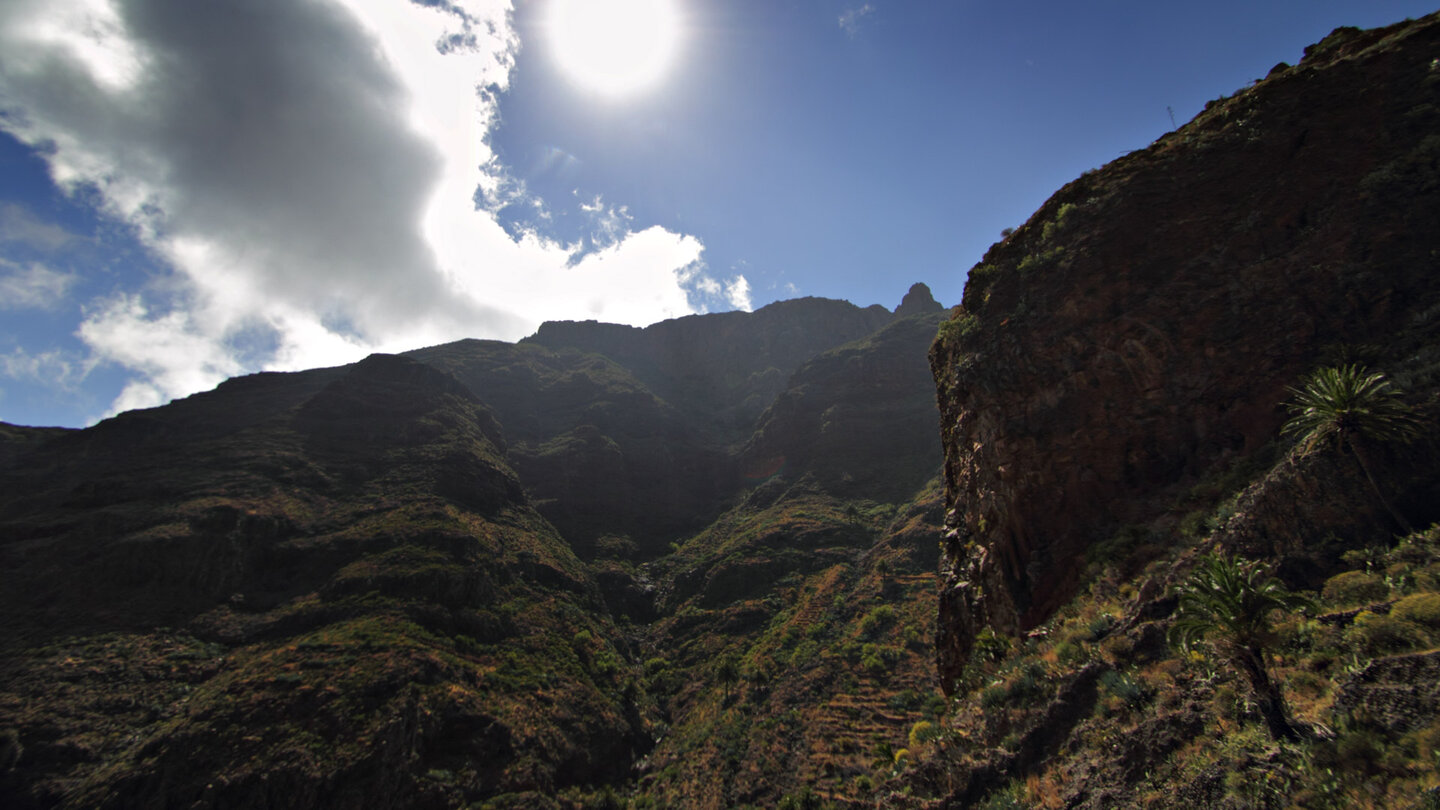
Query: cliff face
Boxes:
[
  {"xmin": 744, "ymin": 306, "xmax": 950, "ymax": 504},
  {"xmin": 930, "ymin": 14, "xmax": 1440, "ymax": 690}
]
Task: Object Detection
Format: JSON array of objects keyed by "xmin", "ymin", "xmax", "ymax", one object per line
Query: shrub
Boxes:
[
  {"xmin": 1053, "ymin": 639, "xmax": 1086, "ymax": 665},
  {"xmin": 1099, "ymin": 669, "xmax": 1150, "ymax": 710},
  {"xmin": 974, "ymin": 627, "xmax": 1011, "ymax": 662},
  {"xmin": 1322, "ymin": 570, "xmax": 1389, "ymax": 606},
  {"xmin": 1086, "ymin": 613, "xmax": 1117, "ymax": 641},
  {"xmin": 937, "ymin": 312, "xmax": 982, "ymax": 343},
  {"xmin": 909, "ymin": 720, "xmax": 942, "ymax": 747},
  {"xmin": 1392, "ymin": 592, "xmax": 1440, "ymax": 628},
  {"xmin": 979, "ymin": 683, "xmax": 1008, "ymax": 711},
  {"xmin": 978, "ymin": 781, "xmax": 1026, "ymax": 810},
  {"xmin": 790, "ymin": 640, "xmax": 821, "ymax": 669},
  {"xmin": 777, "ymin": 786, "xmax": 825, "ymax": 810},
  {"xmin": 859, "ymin": 651, "xmax": 886, "ymax": 674},
  {"xmin": 1040, "ymin": 202, "xmax": 1076, "ymax": 243},
  {"xmin": 859, "ymin": 605, "xmax": 897, "ymax": 638},
  {"xmin": 1004, "ymin": 662, "xmax": 1049, "ymax": 705},
  {"xmin": 1344, "ymin": 611, "xmax": 1424, "ymax": 655}
]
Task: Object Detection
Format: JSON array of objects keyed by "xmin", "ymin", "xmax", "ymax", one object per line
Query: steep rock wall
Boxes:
[{"xmin": 930, "ymin": 14, "xmax": 1440, "ymax": 690}]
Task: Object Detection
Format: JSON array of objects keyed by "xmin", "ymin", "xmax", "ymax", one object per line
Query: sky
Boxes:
[{"xmin": 1, "ymin": 0, "xmax": 1436, "ymax": 428}]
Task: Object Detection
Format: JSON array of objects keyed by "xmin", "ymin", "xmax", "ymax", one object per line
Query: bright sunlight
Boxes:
[{"xmin": 548, "ymin": 0, "xmax": 682, "ymax": 98}]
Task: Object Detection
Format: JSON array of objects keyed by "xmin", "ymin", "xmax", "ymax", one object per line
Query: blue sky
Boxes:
[{"xmin": 1, "ymin": 0, "xmax": 1435, "ymax": 428}]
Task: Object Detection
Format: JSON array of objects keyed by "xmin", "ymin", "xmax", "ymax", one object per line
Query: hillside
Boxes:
[
  {"xmin": 7, "ymin": 10, "xmax": 1440, "ymax": 810},
  {"xmin": 0, "ymin": 286, "xmax": 950, "ymax": 808},
  {"xmin": 910, "ymin": 13, "xmax": 1440, "ymax": 808}
]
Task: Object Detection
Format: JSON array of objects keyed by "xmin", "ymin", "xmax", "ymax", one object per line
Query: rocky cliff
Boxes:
[{"xmin": 930, "ymin": 13, "xmax": 1440, "ymax": 689}]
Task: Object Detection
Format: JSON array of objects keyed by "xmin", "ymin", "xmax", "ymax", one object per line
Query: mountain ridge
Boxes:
[{"xmin": 0, "ymin": 283, "xmax": 951, "ymax": 808}]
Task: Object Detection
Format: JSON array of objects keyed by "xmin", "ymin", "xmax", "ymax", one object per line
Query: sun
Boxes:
[{"xmin": 548, "ymin": 0, "xmax": 682, "ymax": 98}]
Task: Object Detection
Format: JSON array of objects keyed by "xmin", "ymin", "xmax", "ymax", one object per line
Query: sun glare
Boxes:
[{"xmin": 548, "ymin": 0, "xmax": 681, "ymax": 98}]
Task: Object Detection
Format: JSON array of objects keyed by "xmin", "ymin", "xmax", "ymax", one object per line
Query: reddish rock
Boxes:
[{"xmin": 930, "ymin": 14, "xmax": 1440, "ymax": 690}]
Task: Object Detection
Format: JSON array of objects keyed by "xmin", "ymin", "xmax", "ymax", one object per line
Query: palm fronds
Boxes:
[
  {"xmin": 1169, "ymin": 554, "xmax": 1314, "ymax": 653},
  {"xmin": 1282, "ymin": 364, "xmax": 1422, "ymax": 532},
  {"xmin": 1282, "ymin": 364, "xmax": 1421, "ymax": 454},
  {"xmin": 1170, "ymin": 553, "xmax": 1314, "ymax": 740}
]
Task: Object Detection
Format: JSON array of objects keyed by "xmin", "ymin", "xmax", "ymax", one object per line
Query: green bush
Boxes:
[
  {"xmin": 973, "ymin": 626, "xmax": 1011, "ymax": 662},
  {"xmin": 1054, "ymin": 639, "xmax": 1086, "ymax": 665},
  {"xmin": 1322, "ymin": 570, "xmax": 1389, "ymax": 606},
  {"xmin": 1040, "ymin": 202, "xmax": 1076, "ymax": 243},
  {"xmin": 777, "ymin": 785, "xmax": 826, "ymax": 810},
  {"xmin": 978, "ymin": 781, "xmax": 1026, "ymax": 810},
  {"xmin": 979, "ymin": 683, "xmax": 1007, "ymax": 711},
  {"xmin": 859, "ymin": 651, "xmax": 886, "ymax": 674},
  {"xmin": 1344, "ymin": 611, "xmax": 1425, "ymax": 655},
  {"xmin": 1392, "ymin": 592, "xmax": 1440, "ymax": 628},
  {"xmin": 908, "ymin": 720, "xmax": 942, "ymax": 746},
  {"xmin": 1086, "ymin": 613, "xmax": 1117, "ymax": 641},
  {"xmin": 859, "ymin": 605, "xmax": 897, "ymax": 638},
  {"xmin": 937, "ymin": 312, "xmax": 983, "ymax": 343},
  {"xmin": 1099, "ymin": 670, "xmax": 1150, "ymax": 710},
  {"xmin": 1002, "ymin": 662, "xmax": 1049, "ymax": 705}
]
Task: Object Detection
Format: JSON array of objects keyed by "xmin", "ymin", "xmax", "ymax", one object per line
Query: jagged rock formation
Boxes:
[
  {"xmin": 0, "ymin": 285, "xmax": 950, "ymax": 808},
  {"xmin": 893, "ymin": 283, "xmax": 945, "ymax": 320},
  {"xmin": 930, "ymin": 13, "xmax": 1440, "ymax": 689}
]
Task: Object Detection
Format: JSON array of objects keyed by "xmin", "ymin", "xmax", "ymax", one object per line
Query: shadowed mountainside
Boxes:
[
  {"xmin": 900, "ymin": 13, "xmax": 1440, "ymax": 810},
  {"xmin": 0, "ymin": 286, "xmax": 951, "ymax": 809},
  {"xmin": 929, "ymin": 13, "xmax": 1440, "ymax": 685}
]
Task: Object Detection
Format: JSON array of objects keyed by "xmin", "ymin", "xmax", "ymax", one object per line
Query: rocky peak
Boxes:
[{"xmin": 894, "ymin": 282, "xmax": 943, "ymax": 318}]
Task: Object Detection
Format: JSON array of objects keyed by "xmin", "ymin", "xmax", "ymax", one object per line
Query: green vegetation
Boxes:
[
  {"xmin": 903, "ymin": 525, "xmax": 1440, "ymax": 809},
  {"xmin": 1170, "ymin": 554, "xmax": 1315, "ymax": 740},
  {"xmin": 1283, "ymin": 364, "xmax": 1423, "ymax": 532},
  {"xmin": 1322, "ymin": 569, "xmax": 1389, "ymax": 606}
]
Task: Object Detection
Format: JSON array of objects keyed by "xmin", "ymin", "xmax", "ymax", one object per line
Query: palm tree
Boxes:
[
  {"xmin": 715, "ymin": 656, "xmax": 741, "ymax": 703},
  {"xmin": 1282, "ymin": 364, "xmax": 1422, "ymax": 533},
  {"xmin": 1170, "ymin": 553, "xmax": 1314, "ymax": 740}
]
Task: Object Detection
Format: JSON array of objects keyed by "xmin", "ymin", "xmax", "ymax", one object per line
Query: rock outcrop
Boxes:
[
  {"xmin": 743, "ymin": 302, "xmax": 949, "ymax": 503},
  {"xmin": 930, "ymin": 13, "xmax": 1440, "ymax": 689}
]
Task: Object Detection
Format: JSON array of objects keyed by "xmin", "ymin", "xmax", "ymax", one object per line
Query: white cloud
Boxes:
[
  {"xmin": 0, "ymin": 346, "xmax": 93, "ymax": 390},
  {"xmin": 839, "ymin": 4, "xmax": 874, "ymax": 38},
  {"xmin": 725, "ymin": 275, "xmax": 753, "ymax": 311},
  {"xmin": 0, "ymin": 0, "xmax": 735, "ymax": 418},
  {"xmin": 76, "ymin": 293, "xmax": 243, "ymax": 412},
  {"xmin": 578, "ymin": 194, "xmax": 633, "ymax": 249},
  {"xmin": 0, "ymin": 260, "xmax": 78, "ymax": 309},
  {"xmin": 0, "ymin": 204, "xmax": 81, "ymax": 251}
]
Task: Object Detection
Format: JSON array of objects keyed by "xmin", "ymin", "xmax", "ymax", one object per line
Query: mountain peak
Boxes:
[{"xmin": 894, "ymin": 282, "xmax": 942, "ymax": 317}]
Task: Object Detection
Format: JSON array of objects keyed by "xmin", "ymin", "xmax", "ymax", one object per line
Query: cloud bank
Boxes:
[{"xmin": 0, "ymin": 0, "xmax": 746, "ymax": 417}]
